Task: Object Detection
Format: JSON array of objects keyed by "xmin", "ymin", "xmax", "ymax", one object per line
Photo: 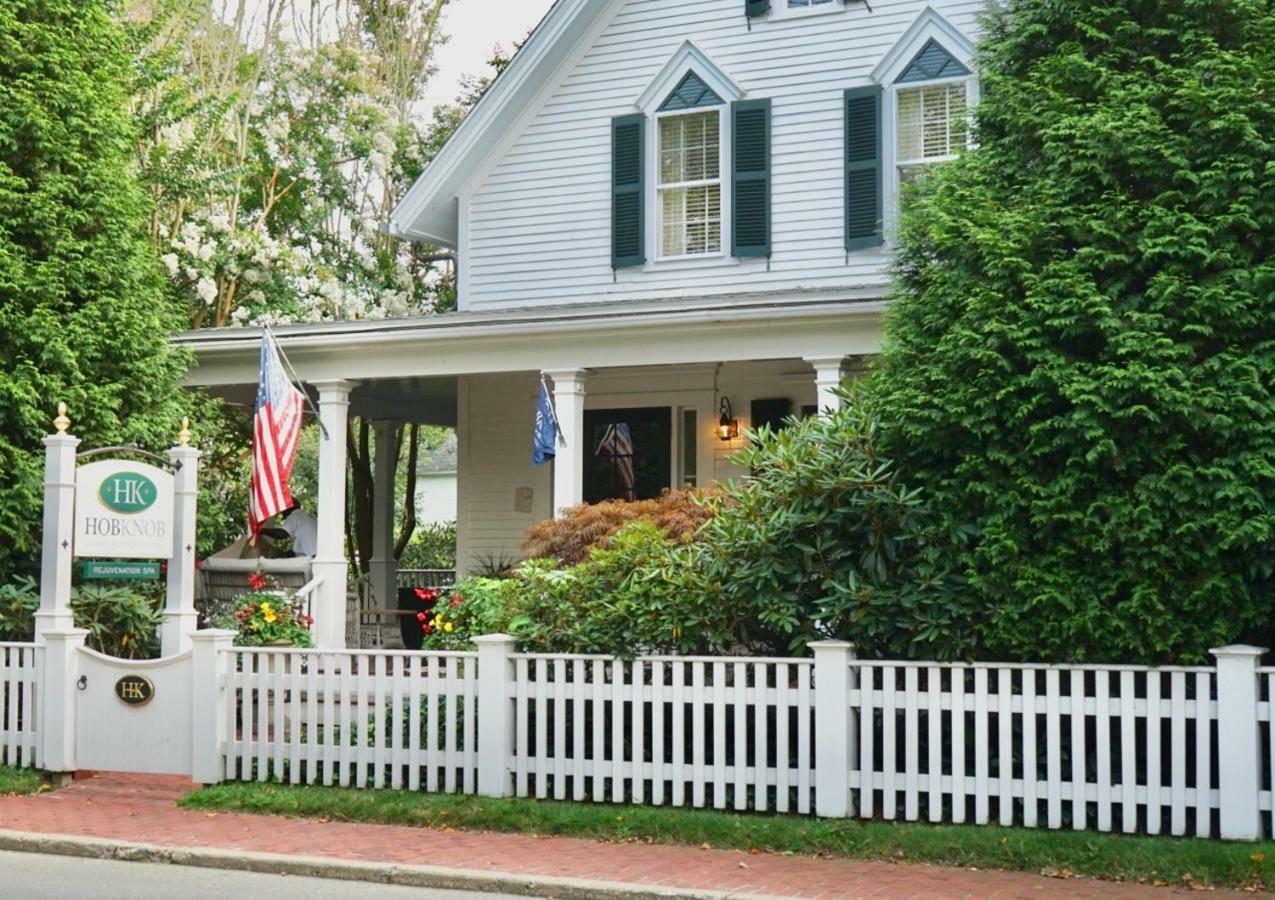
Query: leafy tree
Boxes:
[
  {"xmin": 871, "ymin": 0, "xmax": 1275, "ymax": 662},
  {"xmin": 0, "ymin": 0, "xmax": 185, "ymax": 581}
]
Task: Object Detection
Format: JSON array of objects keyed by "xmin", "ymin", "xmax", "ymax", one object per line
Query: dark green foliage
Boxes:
[
  {"xmin": 698, "ymin": 398, "xmax": 975, "ymax": 658},
  {"xmin": 398, "ymin": 521, "xmax": 457, "ymax": 570},
  {"xmin": 872, "ymin": 0, "xmax": 1275, "ymax": 662},
  {"xmin": 483, "ymin": 400, "xmax": 969, "ymax": 660},
  {"xmin": 0, "ymin": 0, "xmax": 186, "ymax": 581},
  {"xmin": 0, "ymin": 577, "xmax": 161, "ymax": 658}
]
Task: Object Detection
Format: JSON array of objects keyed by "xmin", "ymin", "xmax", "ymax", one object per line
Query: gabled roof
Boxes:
[{"xmin": 389, "ymin": 0, "xmax": 620, "ymax": 247}]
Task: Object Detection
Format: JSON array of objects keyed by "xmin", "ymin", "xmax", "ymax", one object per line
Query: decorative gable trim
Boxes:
[
  {"xmin": 896, "ymin": 38, "xmax": 971, "ymax": 83},
  {"xmin": 870, "ymin": 7, "xmax": 975, "ymax": 86},
  {"xmin": 658, "ymin": 71, "xmax": 725, "ymax": 112},
  {"xmin": 636, "ymin": 41, "xmax": 743, "ymax": 115}
]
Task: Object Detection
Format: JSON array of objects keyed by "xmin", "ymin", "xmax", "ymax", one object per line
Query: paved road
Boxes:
[{"xmin": 0, "ymin": 850, "xmax": 527, "ymax": 900}]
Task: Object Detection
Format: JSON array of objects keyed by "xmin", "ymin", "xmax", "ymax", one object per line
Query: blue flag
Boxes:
[{"xmin": 532, "ymin": 379, "xmax": 560, "ymax": 465}]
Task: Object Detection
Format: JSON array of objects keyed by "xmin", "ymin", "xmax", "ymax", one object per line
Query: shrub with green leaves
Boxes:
[
  {"xmin": 0, "ymin": 577, "xmax": 162, "ymax": 657},
  {"xmin": 0, "ymin": 576, "xmax": 38, "ymax": 642},
  {"xmin": 871, "ymin": 0, "xmax": 1275, "ymax": 662},
  {"xmin": 697, "ymin": 398, "xmax": 975, "ymax": 659},
  {"xmin": 0, "ymin": 0, "xmax": 186, "ymax": 584}
]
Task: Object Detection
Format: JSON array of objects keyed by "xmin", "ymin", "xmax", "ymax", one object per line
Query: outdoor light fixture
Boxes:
[{"xmin": 717, "ymin": 397, "xmax": 739, "ymax": 441}]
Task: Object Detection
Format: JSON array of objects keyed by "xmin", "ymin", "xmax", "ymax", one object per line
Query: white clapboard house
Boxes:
[{"xmin": 184, "ymin": 0, "xmax": 984, "ymax": 646}]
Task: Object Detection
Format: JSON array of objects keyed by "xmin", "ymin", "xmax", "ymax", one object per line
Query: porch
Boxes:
[{"xmin": 180, "ymin": 295, "xmax": 884, "ymax": 648}]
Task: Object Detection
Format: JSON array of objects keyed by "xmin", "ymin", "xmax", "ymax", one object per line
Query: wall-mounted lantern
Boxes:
[{"xmin": 717, "ymin": 397, "xmax": 740, "ymax": 442}]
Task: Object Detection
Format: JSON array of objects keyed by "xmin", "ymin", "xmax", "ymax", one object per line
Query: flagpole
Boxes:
[
  {"xmin": 541, "ymin": 374, "xmax": 566, "ymax": 447},
  {"xmin": 265, "ymin": 324, "xmax": 331, "ymax": 441}
]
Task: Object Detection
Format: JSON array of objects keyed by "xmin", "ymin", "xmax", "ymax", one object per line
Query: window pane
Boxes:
[
  {"xmin": 897, "ymin": 83, "xmax": 967, "ymax": 164},
  {"xmin": 658, "ymin": 111, "xmax": 719, "ymax": 186},
  {"xmin": 680, "ymin": 409, "xmax": 697, "ymax": 487},
  {"xmin": 659, "ymin": 184, "xmax": 721, "ymax": 256}
]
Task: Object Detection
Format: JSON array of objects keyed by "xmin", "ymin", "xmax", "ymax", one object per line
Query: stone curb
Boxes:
[{"xmin": 0, "ymin": 830, "xmax": 784, "ymax": 900}]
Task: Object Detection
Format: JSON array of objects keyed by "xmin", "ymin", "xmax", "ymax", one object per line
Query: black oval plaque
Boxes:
[{"xmin": 114, "ymin": 674, "xmax": 154, "ymax": 707}]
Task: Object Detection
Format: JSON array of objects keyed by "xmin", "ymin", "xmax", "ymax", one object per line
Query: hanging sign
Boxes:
[
  {"xmin": 81, "ymin": 560, "xmax": 162, "ymax": 581},
  {"xmin": 74, "ymin": 460, "xmax": 174, "ymax": 560}
]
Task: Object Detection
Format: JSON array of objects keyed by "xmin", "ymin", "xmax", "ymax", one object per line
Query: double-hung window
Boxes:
[
  {"xmin": 896, "ymin": 81, "xmax": 967, "ymax": 184},
  {"xmin": 658, "ymin": 111, "xmax": 722, "ymax": 257}
]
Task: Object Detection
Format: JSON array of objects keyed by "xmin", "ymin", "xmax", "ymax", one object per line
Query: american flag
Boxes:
[
  {"xmin": 595, "ymin": 423, "xmax": 636, "ymax": 502},
  {"xmin": 248, "ymin": 331, "xmax": 306, "ymax": 542}
]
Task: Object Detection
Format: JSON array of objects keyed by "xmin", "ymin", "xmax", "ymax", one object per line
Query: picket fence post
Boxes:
[
  {"xmin": 812, "ymin": 640, "xmax": 855, "ymax": 818},
  {"xmin": 191, "ymin": 629, "xmax": 235, "ymax": 784},
  {"xmin": 39, "ymin": 628, "xmax": 87, "ymax": 774},
  {"xmin": 474, "ymin": 634, "xmax": 516, "ymax": 797},
  {"xmin": 1211, "ymin": 644, "xmax": 1265, "ymax": 841}
]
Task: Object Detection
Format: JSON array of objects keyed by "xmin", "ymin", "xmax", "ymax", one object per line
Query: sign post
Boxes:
[
  {"xmin": 162, "ymin": 419, "xmax": 201, "ymax": 655},
  {"xmin": 36, "ymin": 404, "xmax": 79, "ymax": 643}
]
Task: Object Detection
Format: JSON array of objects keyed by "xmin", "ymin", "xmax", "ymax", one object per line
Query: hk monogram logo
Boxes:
[
  {"xmin": 99, "ymin": 472, "xmax": 158, "ymax": 514},
  {"xmin": 114, "ymin": 674, "xmax": 155, "ymax": 706}
]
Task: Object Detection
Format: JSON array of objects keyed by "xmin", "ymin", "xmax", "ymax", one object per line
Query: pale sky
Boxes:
[{"xmin": 425, "ymin": 0, "xmax": 558, "ymax": 109}]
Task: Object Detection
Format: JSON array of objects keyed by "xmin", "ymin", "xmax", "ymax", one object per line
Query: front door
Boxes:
[{"xmin": 583, "ymin": 407, "xmax": 672, "ymax": 504}]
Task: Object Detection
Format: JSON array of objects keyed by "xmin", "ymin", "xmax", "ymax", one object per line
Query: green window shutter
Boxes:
[
  {"xmin": 611, "ymin": 113, "xmax": 645, "ymax": 268},
  {"xmin": 745, "ymin": 0, "xmax": 770, "ymax": 17},
  {"xmin": 844, "ymin": 85, "xmax": 883, "ymax": 250},
  {"xmin": 732, "ymin": 98, "xmax": 771, "ymax": 259}
]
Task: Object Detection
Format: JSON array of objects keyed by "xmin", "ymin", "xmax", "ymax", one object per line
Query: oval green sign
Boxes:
[{"xmin": 99, "ymin": 472, "xmax": 158, "ymax": 514}]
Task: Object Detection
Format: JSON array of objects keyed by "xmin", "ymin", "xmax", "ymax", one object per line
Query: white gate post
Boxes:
[
  {"xmin": 191, "ymin": 629, "xmax": 235, "ymax": 784},
  {"xmin": 36, "ymin": 405, "xmax": 79, "ymax": 642},
  {"xmin": 39, "ymin": 628, "xmax": 87, "ymax": 774},
  {"xmin": 1211, "ymin": 644, "xmax": 1265, "ymax": 840},
  {"xmin": 812, "ymin": 640, "xmax": 856, "ymax": 818},
  {"xmin": 162, "ymin": 420, "xmax": 202, "ymax": 655},
  {"xmin": 474, "ymin": 634, "xmax": 516, "ymax": 797}
]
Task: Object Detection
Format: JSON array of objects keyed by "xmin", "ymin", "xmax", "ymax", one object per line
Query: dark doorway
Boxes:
[{"xmin": 583, "ymin": 407, "xmax": 671, "ymax": 503}]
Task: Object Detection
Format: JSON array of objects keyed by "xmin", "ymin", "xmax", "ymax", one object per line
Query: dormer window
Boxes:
[
  {"xmin": 656, "ymin": 73, "xmax": 724, "ymax": 258},
  {"xmin": 893, "ymin": 40, "xmax": 972, "ymax": 185}
]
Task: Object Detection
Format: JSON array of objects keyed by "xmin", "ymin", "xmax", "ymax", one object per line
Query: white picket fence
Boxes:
[
  {"xmin": 0, "ymin": 642, "xmax": 39, "ymax": 768},
  {"xmin": 225, "ymin": 648, "xmax": 477, "ymax": 790},
  {"xmin": 212, "ymin": 638, "xmax": 1272, "ymax": 841}
]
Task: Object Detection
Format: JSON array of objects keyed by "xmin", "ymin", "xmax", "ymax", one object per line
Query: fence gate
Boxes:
[{"xmin": 74, "ymin": 647, "xmax": 194, "ymax": 776}]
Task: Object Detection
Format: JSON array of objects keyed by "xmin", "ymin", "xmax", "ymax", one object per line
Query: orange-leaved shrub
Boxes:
[{"xmin": 520, "ymin": 489, "xmax": 717, "ymax": 566}]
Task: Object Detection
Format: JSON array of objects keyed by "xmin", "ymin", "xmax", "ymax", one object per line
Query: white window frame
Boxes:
[
  {"xmin": 652, "ymin": 106, "xmax": 728, "ymax": 262},
  {"xmin": 769, "ymin": 0, "xmax": 843, "ymax": 20},
  {"xmin": 870, "ymin": 10, "xmax": 978, "ymax": 243},
  {"xmin": 633, "ymin": 42, "xmax": 743, "ymax": 268}
]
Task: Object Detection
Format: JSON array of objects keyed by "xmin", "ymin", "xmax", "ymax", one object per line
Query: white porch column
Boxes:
[
  {"xmin": 161, "ymin": 422, "xmax": 201, "ymax": 655},
  {"xmin": 36, "ymin": 407, "xmax": 79, "ymax": 643},
  {"xmin": 806, "ymin": 356, "xmax": 850, "ymax": 415},
  {"xmin": 369, "ymin": 420, "xmax": 397, "ymax": 611},
  {"xmin": 544, "ymin": 369, "xmax": 588, "ymax": 518},
  {"xmin": 311, "ymin": 379, "xmax": 357, "ymax": 649}
]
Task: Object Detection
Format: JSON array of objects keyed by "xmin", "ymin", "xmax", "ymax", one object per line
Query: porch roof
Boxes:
[{"xmin": 179, "ymin": 293, "xmax": 885, "ymax": 390}]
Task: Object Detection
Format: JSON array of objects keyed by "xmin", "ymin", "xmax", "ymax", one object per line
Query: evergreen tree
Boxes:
[
  {"xmin": 872, "ymin": 0, "xmax": 1275, "ymax": 662},
  {"xmin": 0, "ymin": 0, "xmax": 185, "ymax": 580}
]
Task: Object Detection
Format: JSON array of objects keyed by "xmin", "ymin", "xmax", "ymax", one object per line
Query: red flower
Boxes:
[
  {"xmin": 450, "ymin": 595, "xmax": 462, "ymax": 608},
  {"xmin": 416, "ymin": 612, "xmax": 427, "ymax": 622},
  {"xmin": 247, "ymin": 571, "xmax": 268, "ymax": 591},
  {"xmin": 304, "ymin": 615, "xmax": 314, "ymax": 626},
  {"xmin": 422, "ymin": 623, "xmax": 433, "ymax": 634}
]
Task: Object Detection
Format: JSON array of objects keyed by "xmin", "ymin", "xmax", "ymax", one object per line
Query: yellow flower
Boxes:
[
  {"xmin": 264, "ymin": 612, "xmax": 278, "ymax": 623},
  {"xmin": 260, "ymin": 602, "xmax": 272, "ymax": 613},
  {"xmin": 444, "ymin": 622, "xmax": 454, "ymax": 633}
]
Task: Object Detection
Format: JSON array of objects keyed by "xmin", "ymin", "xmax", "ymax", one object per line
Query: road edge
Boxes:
[{"xmin": 0, "ymin": 829, "xmax": 777, "ymax": 899}]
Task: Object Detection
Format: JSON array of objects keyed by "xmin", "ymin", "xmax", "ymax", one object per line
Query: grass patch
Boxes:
[
  {"xmin": 0, "ymin": 766, "xmax": 44, "ymax": 796},
  {"xmin": 181, "ymin": 783, "xmax": 1274, "ymax": 891}
]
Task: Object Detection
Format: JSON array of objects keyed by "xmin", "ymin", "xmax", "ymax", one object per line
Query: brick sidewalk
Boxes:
[{"xmin": 0, "ymin": 773, "xmax": 1244, "ymax": 898}]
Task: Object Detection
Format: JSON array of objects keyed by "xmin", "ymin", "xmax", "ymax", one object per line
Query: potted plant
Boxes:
[{"xmin": 216, "ymin": 571, "xmax": 315, "ymax": 648}]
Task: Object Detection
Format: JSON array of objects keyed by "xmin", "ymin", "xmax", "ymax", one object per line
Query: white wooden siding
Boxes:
[{"xmin": 464, "ymin": 0, "xmax": 988, "ymax": 310}]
